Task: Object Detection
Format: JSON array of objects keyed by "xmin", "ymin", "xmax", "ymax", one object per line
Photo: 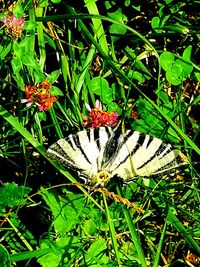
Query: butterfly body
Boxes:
[{"xmin": 46, "ymin": 127, "xmax": 188, "ymax": 187}]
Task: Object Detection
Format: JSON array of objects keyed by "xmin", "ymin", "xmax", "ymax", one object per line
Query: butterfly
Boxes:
[{"xmin": 46, "ymin": 127, "xmax": 188, "ymax": 187}]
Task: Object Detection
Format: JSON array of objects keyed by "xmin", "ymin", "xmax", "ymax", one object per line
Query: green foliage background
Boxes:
[{"xmin": 0, "ymin": 0, "xmax": 199, "ymax": 266}]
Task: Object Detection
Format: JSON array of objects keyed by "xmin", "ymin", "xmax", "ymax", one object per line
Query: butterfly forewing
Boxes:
[{"xmin": 46, "ymin": 127, "xmax": 113, "ymax": 179}]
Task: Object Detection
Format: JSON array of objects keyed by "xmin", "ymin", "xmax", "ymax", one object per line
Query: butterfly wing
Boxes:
[
  {"xmin": 46, "ymin": 127, "xmax": 113, "ymax": 180},
  {"xmin": 103, "ymin": 130, "xmax": 188, "ymax": 181},
  {"xmin": 47, "ymin": 127, "xmax": 188, "ymax": 185}
]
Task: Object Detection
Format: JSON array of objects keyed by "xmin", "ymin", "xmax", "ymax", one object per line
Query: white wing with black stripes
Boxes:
[{"xmin": 46, "ymin": 127, "xmax": 188, "ymax": 187}]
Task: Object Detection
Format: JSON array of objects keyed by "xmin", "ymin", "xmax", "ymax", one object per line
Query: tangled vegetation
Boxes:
[{"xmin": 0, "ymin": 1, "xmax": 199, "ymax": 266}]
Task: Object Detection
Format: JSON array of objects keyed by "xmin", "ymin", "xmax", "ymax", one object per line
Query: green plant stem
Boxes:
[
  {"xmin": 103, "ymin": 195, "xmax": 121, "ymax": 266},
  {"xmin": 36, "ymin": 6, "xmax": 46, "ymax": 70},
  {"xmin": 49, "ymin": 106, "xmax": 63, "ymax": 139},
  {"xmin": 76, "ymin": 44, "xmax": 96, "ymax": 94},
  {"xmin": 116, "ymin": 185, "xmax": 147, "ymax": 267},
  {"xmin": 7, "ymin": 217, "xmax": 33, "ymax": 251},
  {"xmin": 84, "ymin": 0, "xmax": 108, "ymax": 55},
  {"xmin": 152, "ymin": 211, "xmax": 168, "ymax": 267}
]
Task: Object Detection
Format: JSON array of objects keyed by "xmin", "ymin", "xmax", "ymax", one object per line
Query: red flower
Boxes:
[
  {"xmin": 2, "ymin": 15, "xmax": 24, "ymax": 39},
  {"xmin": 82, "ymin": 100, "xmax": 118, "ymax": 128},
  {"xmin": 21, "ymin": 80, "xmax": 57, "ymax": 111}
]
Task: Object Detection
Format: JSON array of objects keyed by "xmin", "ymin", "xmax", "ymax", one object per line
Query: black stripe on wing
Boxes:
[
  {"xmin": 136, "ymin": 141, "xmax": 164, "ymax": 170},
  {"xmin": 46, "ymin": 141, "xmax": 84, "ymax": 171},
  {"xmin": 102, "ymin": 129, "xmax": 122, "ymax": 163},
  {"xmin": 76, "ymin": 131, "xmax": 93, "ymax": 165},
  {"xmin": 107, "ymin": 132, "xmax": 146, "ymax": 172}
]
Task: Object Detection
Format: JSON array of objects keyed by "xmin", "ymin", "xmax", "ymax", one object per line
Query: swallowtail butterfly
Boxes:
[{"xmin": 46, "ymin": 127, "xmax": 188, "ymax": 187}]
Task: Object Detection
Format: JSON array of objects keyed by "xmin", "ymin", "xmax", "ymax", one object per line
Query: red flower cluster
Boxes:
[
  {"xmin": 2, "ymin": 15, "xmax": 24, "ymax": 39},
  {"xmin": 82, "ymin": 100, "xmax": 118, "ymax": 128},
  {"xmin": 21, "ymin": 80, "xmax": 57, "ymax": 111}
]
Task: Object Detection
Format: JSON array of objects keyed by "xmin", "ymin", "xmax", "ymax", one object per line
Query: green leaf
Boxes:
[
  {"xmin": 166, "ymin": 69, "xmax": 182, "ymax": 85},
  {"xmin": 37, "ymin": 251, "xmax": 61, "ymax": 267},
  {"xmin": 0, "ymin": 183, "xmax": 31, "ymax": 214},
  {"xmin": 151, "ymin": 17, "xmax": 162, "ymax": 33},
  {"xmin": 38, "ymin": 111, "xmax": 47, "ymax": 121},
  {"xmin": 87, "ymin": 239, "xmax": 107, "ymax": 256},
  {"xmin": 0, "ymin": 244, "xmax": 11, "ymax": 267},
  {"xmin": 85, "ymin": 239, "xmax": 109, "ymax": 265},
  {"xmin": 23, "ymin": 21, "xmax": 38, "ymax": 31},
  {"xmin": 127, "ymin": 70, "xmax": 145, "ymax": 83},
  {"xmin": 82, "ymin": 219, "xmax": 97, "ymax": 236},
  {"xmin": 182, "ymin": 45, "xmax": 192, "ymax": 61},
  {"xmin": 160, "ymin": 52, "xmax": 174, "ymax": 71},
  {"xmin": 164, "ymin": 24, "xmax": 189, "ymax": 34},
  {"xmin": 191, "ymin": 95, "xmax": 200, "ymax": 105},
  {"xmin": 11, "ymin": 57, "xmax": 22, "ymax": 73},
  {"xmin": 40, "ymin": 187, "xmax": 87, "ymax": 234},
  {"xmin": 13, "ymin": 2, "xmax": 24, "ymax": 18},
  {"xmin": 194, "ymin": 72, "xmax": 200, "ymax": 82},
  {"xmin": 173, "ymin": 58, "xmax": 193, "ymax": 78},
  {"xmin": 131, "ymin": 99, "xmax": 180, "ymax": 142},
  {"xmin": 108, "ymin": 8, "xmax": 127, "ymax": 41},
  {"xmin": 51, "ymin": 0, "xmax": 61, "ymax": 3},
  {"xmin": 50, "ymin": 86, "xmax": 64, "ymax": 96},
  {"xmin": 89, "ymin": 77, "xmax": 114, "ymax": 104},
  {"xmin": 48, "ymin": 70, "xmax": 61, "ymax": 84},
  {"xmin": 151, "ymin": 16, "xmax": 160, "ymax": 29}
]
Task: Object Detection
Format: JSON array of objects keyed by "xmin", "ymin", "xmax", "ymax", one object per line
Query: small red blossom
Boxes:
[
  {"xmin": 2, "ymin": 15, "xmax": 24, "ymax": 39},
  {"xmin": 21, "ymin": 80, "xmax": 57, "ymax": 111},
  {"xmin": 82, "ymin": 100, "xmax": 118, "ymax": 128}
]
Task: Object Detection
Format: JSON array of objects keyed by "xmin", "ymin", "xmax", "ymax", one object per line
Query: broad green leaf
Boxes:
[
  {"xmin": 183, "ymin": 45, "xmax": 192, "ymax": 61},
  {"xmin": 160, "ymin": 52, "xmax": 174, "ymax": 71},
  {"xmin": 89, "ymin": 77, "xmax": 114, "ymax": 104},
  {"xmin": 23, "ymin": 21, "xmax": 38, "ymax": 31},
  {"xmin": 151, "ymin": 17, "xmax": 162, "ymax": 33},
  {"xmin": 85, "ymin": 239, "xmax": 109, "ymax": 265},
  {"xmin": 0, "ymin": 41, "xmax": 12, "ymax": 59},
  {"xmin": 131, "ymin": 99, "xmax": 180, "ymax": 142},
  {"xmin": 107, "ymin": 101, "xmax": 122, "ymax": 115},
  {"xmin": 173, "ymin": 58, "xmax": 193, "ymax": 78},
  {"xmin": 13, "ymin": 2, "xmax": 24, "ymax": 18},
  {"xmin": 84, "ymin": 0, "xmax": 108, "ymax": 55},
  {"xmin": 38, "ymin": 111, "xmax": 47, "ymax": 121},
  {"xmin": 87, "ymin": 239, "xmax": 107, "ymax": 256},
  {"xmin": 166, "ymin": 69, "xmax": 182, "ymax": 85},
  {"xmin": 0, "ymin": 183, "xmax": 31, "ymax": 214},
  {"xmin": 82, "ymin": 218, "xmax": 97, "ymax": 236},
  {"xmin": 13, "ymin": 73, "xmax": 25, "ymax": 89},
  {"xmin": 37, "ymin": 251, "xmax": 61, "ymax": 267},
  {"xmin": 157, "ymin": 90, "xmax": 170, "ymax": 104},
  {"xmin": 127, "ymin": 70, "xmax": 145, "ymax": 84},
  {"xmin": 40, "ymin": 187, "xmax": 87, "ymax": 234},
  {"xmin": 50, "ymin": 86, "xmax": 64, "ymax": 96},
  {"xmin": 108, "ymin": 8, "xmax": 127, "ymax": 36}
]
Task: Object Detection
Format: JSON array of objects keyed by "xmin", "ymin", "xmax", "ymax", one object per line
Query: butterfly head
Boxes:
[{"xmin": 90, "ymin": 171, "xmax": 111, "ymax": 187}]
